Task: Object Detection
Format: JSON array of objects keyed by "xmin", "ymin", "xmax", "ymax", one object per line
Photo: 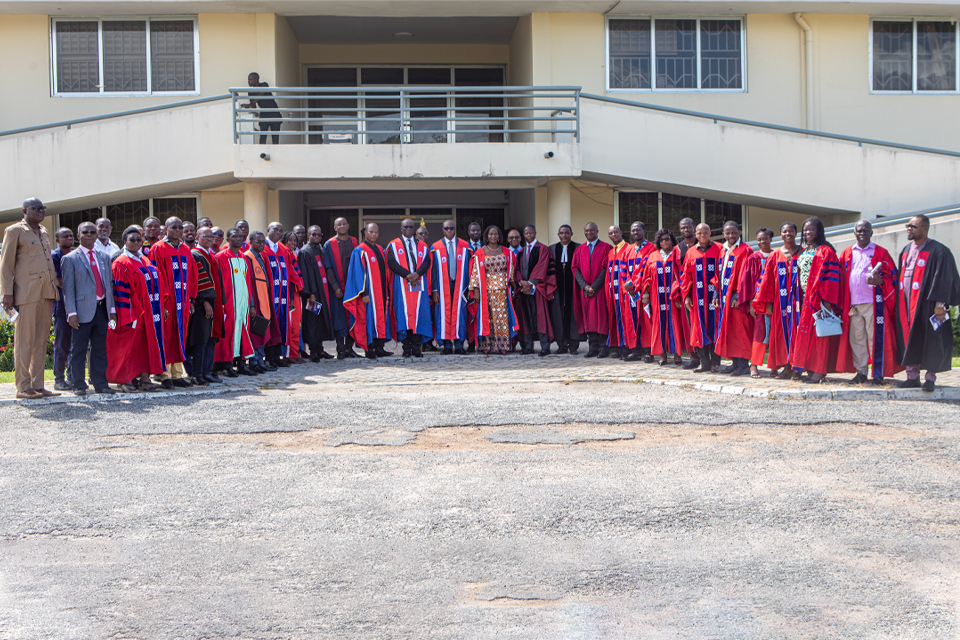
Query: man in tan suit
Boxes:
[{"xmin": 1, "ymin": 198, "xmax": 62, "ymax": 399}]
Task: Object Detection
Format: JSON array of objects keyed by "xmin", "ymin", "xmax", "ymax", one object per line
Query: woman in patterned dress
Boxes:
[{"xmin": 468, "ymin": 226, "xmax": 519, "ymax": 354}]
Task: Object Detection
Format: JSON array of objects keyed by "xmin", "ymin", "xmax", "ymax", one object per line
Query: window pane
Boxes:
[
  {"xmin": 700, "ymin": 20, "xmax": 742, "ymax": 89},
  {"xmin": 360, "ymin": 67, "xmax": 404, "ymax": 85},
  {"xmin": 655, "ymin": 20, "xmax": 697, "ymax": 89},
  {"xmin": 151, "ymin": 21, "xmax": 196, "ymax": 92},
  {"xmin": 153, "ymin": 197, "xmax": 197, "ymax": 224},
  {"xmin": 454, "ymin": 68, "xmax": 505, "ymax": 143},
  {"xmin": 618, "ymin": 192, "xmax": 659, "ymax": 241},
  {"xmin": 408, "ymin": 67, "xmax": 452, "ymax": 85},
  {"xmin": 609, "ymin": 19, "xmax": 651, "ymax": 89},
  {"xmin": 55, "ymin": 22, "xmax": 100, "ymax": 93},
  {"xmin": 102, "ymin": 21, "xmax": 147, "ymax": 92},
  {"xmin": 307, "ymin": 67, "xmax": 358, "ymax": 86},
  {"xmin": 661, "ymin": 193, "xmax": 700, "ymax": 234},
  {"xmin": 917, "ymin": 21, "xmax": 956, "ymax": 91},
  {"xmin": 873, "ymin": 21, "xmax": 913, "ymax": 91},
  {"xmin": 58, "ymin": 207, "xmax": 104, "ymax": 244},
  {"xmin": 454, "ymin": 68, "xmax": 504, "ymax": 86},
  {"xmin": 704, "ymin": 200, "xmax": 743, "ymax": 240},
  {"xmin": 106, "ymin": 200, "xmax": 152, "ymax": 237}
]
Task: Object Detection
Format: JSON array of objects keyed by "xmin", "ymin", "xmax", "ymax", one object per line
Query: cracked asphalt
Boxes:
[{"xmin": 1, "ymin": 373, "xmax": 959, "ymax": 639}]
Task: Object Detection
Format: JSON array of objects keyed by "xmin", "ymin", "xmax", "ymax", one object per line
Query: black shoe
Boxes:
[
  {"xmin": 191, "ymin": 377, "xmax": 208, "ymax": 387},
  {"xmin": 274, "ymin": 359, "xmax": 291, "ymax": 368},
  {"xmin": 922, "ymin": 379, "xmax": 936, "ymax": 392},
  {"xmin": 442, "ymin": 347, "xmax": 453, "ymax": 355},
  {"xmin": 520, "ymin": 348, "xmax": 534, "ymax": 355},
  {"xmin": 236, "ymin": 365, "xmax": 256, "ymax": 376},
  {"xmin": 898, "ymin": 379, "xmax": 921, "ymax": 389},
  {"xmin": 205, "ymin": 374, "xmax": 223, "ymax": 384},
  {"xmin": 718, "ymin": 365, "xmax": 736, "ymax": 374},
  {"xmin": 221, "ymin": 366, "xmax": 239, "ymax": 377},
  {"xmin": 421, "ymin": 342, "xmax": 438, "ymax": 352},
  {"xmin": 337, "ymin": 350, "xmax": 347, "ymax": 360},
  {"xmin": 375, "ymin": 348, "xmax": 393, "ymax": 357},
  {"xmin": 402, "ymin": 349, "xmax": 412, "ymax": 357},
  {"xmin": 682, "ymin": 359, "xmax": 700, "ymax": 370},
  {"xmin": 584, "ymin": 348, "xmax": 599, "ymax": 358},
  {"xmin": 318, "ymin": 350, "xmax": 334, "ymax": 360},
  {"xmin": 569, "ymin": 348, "xmax": 580, "ymax": 355},
  {"xmin": 597, "ymin": 348, "xmax": 610, "ymax": 359},
  {"xmin": 365, "ymin": 350, "xmax": 377, "ymax": 360},
  {"xmin": 623, "ymin": 349, "xmax": 642, "ymax": 362},
  {"xmin": 730, "ymin": 366, "xmax": 751, "ymax": 377},
  {"xmin": 249, "ymin": 364, "xmax": 266, "ymax": 374},
  {"xmin": 95, "ymin": 386, "xmax": 118, "ymax": 394},
  {"xmin": 643, "ymin": 355, "xmax": 655, "ymax": 363},
  {"xmin": 556, "ymin": 347, "xmax": 568, "ymax": 355},
  {"xmin": 310, "ymin": 353, "xmax": 323, "ymax": 363},
  {"xmin": 261, "ymin": 362, "xmax": 277, "ymax": 372},
  {"xmin": 172, "ymin": 378, "xmax": 191, "ymax": 388},
  {"xmin": 345, "ymin": 349, "xmax": 361, "ymax": 358},
  {"xmin": 871, "ymin": 378, "xmax": 886, "ymax": 387},
  {"xmin": 411, "ymin": 350, "xmax": 423, "ymax": 358},
  {"xmin": 72, "ymin": 387, "xmax": 87, "ymax": 396},
  {"xmin": 466, "ymin": 344, "xmax": 476, "ymax": 354},
  {"xmin": 539, "ymin": 348, "xmax": 550, "ymax": 357},
  {"xmin": 454, "ymin": 348, "xmax": 467, "ymax": 355},
  {"xmin": 54, "ymin": 381, "xmax": 71, "ymax": 391},
  {"xmin": 849, "ymin": 373, "xmax": 868, "ymax": 385},
  {"xmin": 160, "ymin": 379, "xmax": 174, "ymax": 390}
]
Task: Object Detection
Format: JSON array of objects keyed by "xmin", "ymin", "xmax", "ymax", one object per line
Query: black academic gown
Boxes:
[
  {"xmin": 896, "ymin": 238, "xmax": 960, "ymax": 373},
  {"xmin": 549, "ymin": 241, "xmax": 584, "ymax": 343},
  {"xmin": 298, "ymin": 243, "xmax": 335, "ymax": 345}
]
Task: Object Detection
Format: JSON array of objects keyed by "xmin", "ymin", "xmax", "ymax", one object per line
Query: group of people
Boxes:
[{"xmin": 0, "ymin": 197, "xmax": 957, "ymax": 399}]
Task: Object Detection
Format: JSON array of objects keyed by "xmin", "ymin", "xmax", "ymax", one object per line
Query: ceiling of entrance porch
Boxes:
[{"xmin": 288, "ymin": 16, "xmax": 518, "ymax": 44}]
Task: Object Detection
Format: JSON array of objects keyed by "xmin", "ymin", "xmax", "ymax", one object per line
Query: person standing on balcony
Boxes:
[
  {"xmin": 0, "ymin": 198, "xmax": 61, "ymax": 399},
  {"xmin": 344, "ymin": 223, "xmax": 393, "ymax": 360},
  {"xmin": 94, "ymin": 218, "xmax": 120, "ymax": 259},
  {"xmin": 323, "ymin": 217, "xmax": 360, "ymax": 359},
  {"xmin": 516, "ymin": 225, "xmax": 555, "ymax": 357},
  {"xmin": 713, "ymin": 221, "xmax": 754, "ymax": 377},
  {"xmin": 51, "ymin": 227, "xmax": 75, "ymax": 391},
  {"xmin": 571, "ymin": 222, "xmax": 611, "ymax": 358},
  {"xmin": 245, "ymin": 73, "xmax": 282, "ymax": 145},
  {"xmin": 386, "ymin": 218, "xmax": 433, "ymax": 358},
  {"xmin": 549, "ymin": 225, "xmax": 582, "ymax": 355},
  {"xmin": 603, "ymin": 225, "xmax": 628, "ymax": 359},
  {"xmin": 430, "ymin": 219, "xmax": 472, "ymax": 355},
  {"xmin": 620, "ymin": 221, "xmax": 657, "ymax": 362},
  {"xmin": 680, "ymin": 223, "xmax": 723, "ymax": 373},
  {"xmin": 894, "ymin": 214, "xmax": 960, "ymax": 391},
  {"xmin": 149, "ymin": 217, "xmax": 198, "ymax": 389}
]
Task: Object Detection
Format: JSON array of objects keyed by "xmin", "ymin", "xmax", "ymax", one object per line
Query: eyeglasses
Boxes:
[
  {"xmin": 79, "ymin": 230, "xmax": 97, "ymax": 235},
  {"xmin": 443, "ymin": 226, "xmax": 456, "ymax": 231},
  {"xmin": 213, "ymin": 232, "xmax": 224, "ymax": 237},
  {"xmin": 28, "ymin": 206, "xmax": 47, "ymax": 212},
  {"xmin": 309, "ymin": 232, "xmax": 322, "ymax": 237},
  {"xmin": 127, "ymin": 236, "xmax": 142, "ymax": 243},
  {"xmin": 905, "ymin": 224, "xmax": 919, "ymax": 229},
  {"xmin": 168, "ymin": 225, "xmax": 183, "ymax": 230},
  {"xmin": 402, "ymin": 224, "xmax": 416, "ymax": 229}
]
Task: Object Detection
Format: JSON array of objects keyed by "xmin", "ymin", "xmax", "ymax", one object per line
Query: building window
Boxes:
[
  {"xmin": 608, "ymin": 18, "xmax": 744, "ymax": 91},
  {"xmin": 53, "ymin": 18, "xmax": 198, "ymax": 96},
  {"xmin": 616, "ymin": 191, "xmax": 744, "ymax": 240},
  {"xmin": 872, "ymin": 19, "xmax": 958, "ymax": 93},
  {"xmin": 58, "ymin": 196, "xmax": 198, "ymax": 244}
]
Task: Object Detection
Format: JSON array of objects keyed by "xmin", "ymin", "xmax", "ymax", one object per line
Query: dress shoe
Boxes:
[
  {"xmin": 261, "ymin": 362, "xmax": 278, "ymax": 372},
  {"xmin": 160, "ymin": 379, "xmax": 175, "ymax": 390},
  {"xmin": 16, "ymin": 389, "xmax": 43, "ymax": 400},
  {"xmin": 597, "ymin": 348, "xmax": 610, "ymax": 359},
  {"xmin": 191, "ymin": 377, "xmax": 208, "ymax": 387},
  {"xmin": 421, "ymin": 342, "xmax": 439, "ymax": 352},
  {"xmin": 375, "ymin": 348, "xmax": 393, "ymax": 357},
  {"xmin": 310, "ymin": 353, "xmax": 323, "ymax": 363},
  {"xmin": 922, "ymin": 379, "xmax": 936, "ymax": 392},
  {"xmin": 538, "ymin": 348, "xmax": 550, "ymax": 357},
  {"xmin": 454, "ymin": 348, "xmax": 467, "ymax": 355},
  {"xmin": 365, "ymin": 350, "xmax": 377, "ymax": 360},
  {"xmin": 402, "ymin": 349, "xmax": 412, "ymax": 357},
  {"xmin": 898, "ymin": 378, "xmax": 921, "ymax": 389},
  {"xmin": 171, "ymin": 378, "xmax": 192, "ymax": 388},
  {"xmin": 556, "ymin": 346, "xmax": 569, "ymax": 355},
  {"xmin": 54, "ymin": 381, "xmax": 71, "ymax": 391},
  {"xmin": 318, "ymin": 350, "xmax": 334, "ymax": 360},
  {"xmin": 871, "ymin": 378, "xmax": 886, "ymax": 387},
  {"xmin": 623, "ymin": 350, "xmax": 642, "ymax": 362},
  {"xmin": 249, "ymin": 364, "xmax": 266, "ymax": 374},
  {"xmin": 236, "ymin": 365, "xmax": 256, "ymax": 376},
  {"xmin": 95, "ymin": 386, "xmax": 118, "ymax": 394},
  {"xmin": 274, "ymin": 359, "xmax": 291, "ymax": 368},
  {"xmin": 584, "ymin": 349, "xmax": 599, "ymax": 358},
  {"xmin": 72, "ymin": 387, "xmax": 87, "ymax": 396},
  {"xmin": 36, "ymin": 388, "xmax": 61, "ymax": 397},
  {"xmin": 718, "ymin": 365, "xmax": 736, "ymax": 374},
  {"xmin": 849, "ymin": 373, "xmax": 868, "ymax": 385},
  {"xmin": 205, "ymin": 374, "xmax": 223, "ymax": 384},
  {"xmin": 520, "ymin": 348, "xmax": 534, "ymax": 355},
  {"xmin": 442, "ymin": 347, "xmax": 454, "ymax": 355},
  {"xmin": 345, "ymin": 349, "xmax": 361, "ymax": 358},
  {"xmin": 682, "ymin": 359, "xmax": 700, "ymax": 370},
  {"xmin": 221, "ymin": 366, "xmax": 239, "ymax": 377},
  {"xmin": 730, "ymin": 366, "xmax": 751, "ymax": 377},
  {"xmin": 411, "ymin": 350, "xmax": 423, "ymax": 358},
  {"xmin": 569, "ymin": 348, "xmax": 580, "ymax": 355},
  {"xmin": 644, "ymin": 355, "xmax": 655, "ymax": 363},
  {"xmin": 337, "ymin": 350, "xmax": 347, "ymax": 360},
  {"xmin": 466, "ymin": 344, "xmax": 476, "ymax": 354},
  {"xmin": 142, "ymin": 382, "xmax": 161, "ymax": 392}
]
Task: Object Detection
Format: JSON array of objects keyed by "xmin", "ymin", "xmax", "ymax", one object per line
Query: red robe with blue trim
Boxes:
[
  {"xmin": 680, "ymin": 242, "xmax": 723, "ymax": 349},
  {"xmin": 604, "ymin": 242, "xmax": 629, "ymax": 347},
  {"xmin": 343, "ymin": 242, "xmax": 392, "ymax": 350},
  {"xmin": 108, "ymin": 252, "xmax": 167, "ymax": 382},
  {"xmin": 262, "ymin": 243, "xmax": 303, "ymax": 356},
  {"xmin": 620, "ymin": 240, "xmax": 657, "ymax": 349},
  {"xmin": 148, "ymin": 239, "xmax": 198, "ymax": 364},
  {"xmin": 431, "ymin": 238, "xmax": 472, "ymax": 342},
  {"xmin": 836, "ymin": 244, "xmax": 903, "ymax": 379},
  {"xmin": 387, "ymin": 237, "xmax": 434, "ymax": 340},
  {"xmin": 789, "ymin": 244, "xmax": 842, "ymax": 375},
  {"xmin": 714, "ymin": 241, "xmax": 755, "ymax": 360},
  {"xmin": 638, "ymin": 248, "xmax": 684, "ymax": 357}
]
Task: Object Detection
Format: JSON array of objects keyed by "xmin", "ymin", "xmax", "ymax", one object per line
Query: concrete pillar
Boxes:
[
  {"xmin": 546, "ymin": 179, "xmax": 571, "ymax": 236},
  {"xmin": 243, "ymin": 181, "xmax": 268, "ymax": 234}
]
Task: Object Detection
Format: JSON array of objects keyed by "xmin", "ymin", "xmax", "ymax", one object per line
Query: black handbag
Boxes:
[{"xmin": 250, "ymin": 313, "xmax": 270, "ymax": 338}]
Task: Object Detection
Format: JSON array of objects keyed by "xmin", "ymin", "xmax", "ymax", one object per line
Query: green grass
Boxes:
[
  {"xmin": 0, "ymin": 369, "xmax": 55, "ymax": 384},
  {"xmin": 954, "ymin": 356, "xmax": 960, "ymax": 369}
]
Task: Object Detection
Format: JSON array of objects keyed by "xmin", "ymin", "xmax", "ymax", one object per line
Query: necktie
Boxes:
[
  {"xmin": 447, "ymin": 241, "xmax": 456, "ymax": 280},
  {"xmin": 589, "ymin": 242, "xmax": 594, "ymax": 258},
  {"xmin": 523, "ymin": 245, "xmax": 530, "ymax": 275},
  {"xmin": 406, "ymin": 239, "xmax": 416, "ymax": 272},
  {"xmin": 89, "ymin": 250, "xmax": 105, "ymax": 299}
]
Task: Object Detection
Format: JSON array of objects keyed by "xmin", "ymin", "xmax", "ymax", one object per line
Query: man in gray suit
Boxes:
[{"xmin": 62, "ymin": 222, "xmax": 117, "ymax": 395}]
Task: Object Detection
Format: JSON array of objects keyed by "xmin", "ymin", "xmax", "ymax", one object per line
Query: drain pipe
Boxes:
[{"xmin": 794, "ymin": 13, "xmax": 815, "ymax": 130}]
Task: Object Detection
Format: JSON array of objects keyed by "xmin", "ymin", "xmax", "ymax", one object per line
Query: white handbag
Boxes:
[{"xmin": 813, "ymin": 303, "xmax": 842, "ymax": 337}]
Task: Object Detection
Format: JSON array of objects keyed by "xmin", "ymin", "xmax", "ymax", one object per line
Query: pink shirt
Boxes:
[{"xmin": 848, "ymin": 242, "xmax": 875, "ymax": 305}]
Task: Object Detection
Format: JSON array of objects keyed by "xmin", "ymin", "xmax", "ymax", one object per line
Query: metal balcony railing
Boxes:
[{"xmin": 228, "ymin": 86, "xmax": 580, "ymax": 145}]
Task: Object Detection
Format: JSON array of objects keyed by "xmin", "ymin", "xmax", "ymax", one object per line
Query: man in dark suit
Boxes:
[
  {"xmin": 549, "ymin": 224, "xmax": 583, "ymax": 354},
  {"xmin": 517, "ymin": 225, "xmax": 555, "ymax": 356},
  {"xmin": 61, "ymin": 222, "xmax": 117, "ymax": 395}
]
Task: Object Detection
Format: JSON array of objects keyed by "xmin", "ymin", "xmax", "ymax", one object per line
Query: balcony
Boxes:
[{"xmin": 229, "ymin": 86, "xmax": 582, "ymax": 188}]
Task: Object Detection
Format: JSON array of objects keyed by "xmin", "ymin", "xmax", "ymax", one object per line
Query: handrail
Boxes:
[
  {"xmin": 0, "ymin": 94, "xmax": 232, "ymax": 138},
  {"xmin": 580, "ymin": 92, "xmax": 960, "ymax": 159}
]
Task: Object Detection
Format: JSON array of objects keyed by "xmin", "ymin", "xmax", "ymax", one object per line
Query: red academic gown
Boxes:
[
  {"xmin": 571, "ymin": 240, "xmax": 612, "ymax": 335},
  {"xmin": 679, "ymin": 242, "xmax": 723, "ymax": 349},
  {"xmin": 739, "ymin": 251, "xmax": 772, "ymax": 365},
  {"xmin": 108, "ymin": 253, "xmax": 168, "ymax": 382},
  {"xmin": 604, "ymin": 242, "xmax": 629, "ymax": 347},
  {"xmin": 836, "ymin": 244, "xmax": 903, "ymax": 379},
  {"xmin": 149, "ymin": 239, "xmax": 198, "ymax": 364},
  {"xmin": 621, "ymin": 241, "xmax": 657, "ymax": 349},
  {"xmin": 753, "ymin": 249, "xmax": 802, "ymax": 371},
  {"xmin": 214, "ymin": 247, "xmax": 255, "ymax": 362},
  {"xmin": 639, "ymin": 249, "xmax": 684, "ymax": 357},
  {"xmin": 518, "ymin": 242, "xmax": 556, "ymax": 340},
  {"xmin": 245, "ymin": 250, "xmax": 273, "ymax": 350},
  {"xmin": 430, "ymin": 238, "xmax": 472, "ymax": 342},
  {"xmin": 714, "ymin": 241, "xmax": 755, "ymax": 360},
  {"xmin": 287, "ymin": 249, "xmax": 304, "ymax": 358},
  {"xmin": 262, "ymin": 243, "xmax": 303, "ymax": 357},
  {"xmin": 789, "ymin": 245, "xmax": 843, "ymax": 375}
]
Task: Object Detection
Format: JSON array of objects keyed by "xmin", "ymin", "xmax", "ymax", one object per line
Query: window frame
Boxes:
[
  {"xmin": 869, "ymin": 17, "xmax": 960, "ymax": 95},
  {"xmin": 605, "ymin": 16, "xmax": 747, "ymax": 93},
  {"xmin": 50, "ymin": 16, "xmax": 200, "ymax": 97},
  {"xmin": 613, "ymin": 189, "xmax": 748, "ymax": 241}
]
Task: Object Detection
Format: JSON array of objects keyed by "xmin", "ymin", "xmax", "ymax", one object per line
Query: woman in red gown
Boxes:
[
  {"xmin": 637, "ymin": 229, "xmax": 684, "ymax": 366},
  {"xmin": 753, "ymin": 222, "xmax": 803, "ymax": 380}
]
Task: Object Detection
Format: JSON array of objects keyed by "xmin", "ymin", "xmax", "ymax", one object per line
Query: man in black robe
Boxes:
[
  {"xmin": 895, "ymin": 214, "xmax": 960, "ymax": 391},
  {"xmin": 298, "ymin": 226, "xmax": 335, "ymax": 362},
  {"xmin": 323, "ymin": 217, "xmax": 361, "ymax": 359},
  {"xmin": 549, "ymin": 224, "xmax": 582, "ymax": 354}
]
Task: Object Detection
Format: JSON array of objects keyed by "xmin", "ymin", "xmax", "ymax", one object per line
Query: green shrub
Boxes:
[{"xmin": 0, "ymin": 319, "xmax": 56, "ymax": 372}]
